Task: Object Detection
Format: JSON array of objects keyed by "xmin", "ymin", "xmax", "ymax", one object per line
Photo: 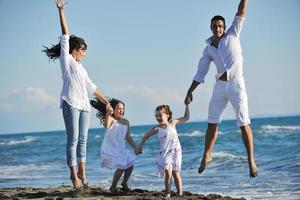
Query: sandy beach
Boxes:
[{"xmin": 0, "ymin": 185, "xmax": 246, "ymax": 200}]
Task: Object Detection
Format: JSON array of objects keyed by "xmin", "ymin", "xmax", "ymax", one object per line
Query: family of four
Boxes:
[{"xmin": 43, "ymin": 0, "xmax": 258, "ymax": 198}]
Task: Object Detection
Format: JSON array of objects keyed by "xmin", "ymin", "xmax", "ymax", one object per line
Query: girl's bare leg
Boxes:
[
  {"xmin": 172, "ymin": 171, "xmax": 182, "ymax": 195},
  {"xmin": 165, "ymin": 169, "xmax": 172, "ymax": 198},
  {"xmin": 121, "ymin": 165, "xmax": 134, "ymax": 191},
  {"xmin": 110, "ymin": 169, "xmax": 124, "ymax": 192}
]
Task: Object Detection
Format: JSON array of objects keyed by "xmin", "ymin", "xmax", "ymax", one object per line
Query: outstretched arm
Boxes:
[
  {"xmin": 137, "ymin": 128, "xmax": 158, "ymax": 154},
  {"xmin": 93, "ymin": 89, "xmax": 112, "ymax": 112},
  {"xmin": 56, "ymin": 0, "xmax": 69, "ymax": 35},
  {"xmin": 184, "ymin": 81, "xmax": 200, "ymax": 105},
  {"xmin": 103, "ymin": 110, "xmax": 113, "ymax": 129},
  {"xmin": 185, "ymin": 47, "xmax": 211, "ymax": 105},
  {"xmin": 237, "ymin": 0, "xmax": 248, "ymax": 17},
  {"xmin": 172, "ymin": 105, "xmax": 190, "ymax": 126},
  {"xmin": 126, "ymin": 123, "xmax": 138, "ymax": 153}
]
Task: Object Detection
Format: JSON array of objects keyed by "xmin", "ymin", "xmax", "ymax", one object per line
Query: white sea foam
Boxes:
[
  {"xmin": 212, "ymin": 151, "xmax": 245, "ymax": 160},
  {"xmin": 0, "ymin": 136, "xmax": 37, "ymax": 146},
  {"xmin": 260, "ymin": 125, "xmax": 300, "ymax": 133},
  {"xmin": 218, "ymin": 131, "xmax": 224, "ymax": 135},
  {"xmin": 179, "ymin": 130, "xmax": 205, "ymax": 137},
  {"xmin": 94, "ymin": 177, "xmax": 112, "ymax": 188},
  {"xmin": 94, "ymin": 135, "xmax": 101, "ymax": 138},
  {"xmin": 0, "ymin": 163, "xmax": 61, "ymax": 179}
]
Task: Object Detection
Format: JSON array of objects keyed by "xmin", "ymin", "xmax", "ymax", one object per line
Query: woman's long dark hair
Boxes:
[
  {"xmin": 42, "ymin": 35, "xmax": 87, "ymax": 61},
  {"xmin": 90, "ymin": 97, "xmax": 125, "ymax": 125}
]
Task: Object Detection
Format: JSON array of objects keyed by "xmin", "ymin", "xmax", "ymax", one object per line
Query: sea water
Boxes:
[{"xmin": 1, "ymin": 116, "xmax": 299, "ymax": 200}]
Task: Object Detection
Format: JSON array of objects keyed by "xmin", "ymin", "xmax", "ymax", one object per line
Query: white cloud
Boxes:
[
  {"xmin": 109, "ymin": 84, "xmax": 183, "ymax": 104},
  {"xmin": 0, "ymin": 104, "xmax": 15, "ymax": 111},
  {"xmin": 24, "ymin": 87, "xmax": 56, "ymax": 105},
  {"xmin": 0, "ymin": 86, "xmax": 58, "ymax": 111}
]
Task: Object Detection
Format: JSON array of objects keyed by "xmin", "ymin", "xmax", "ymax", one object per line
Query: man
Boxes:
[{"xmin": 184, "ymin": 0, "xmax": 258, "ymax": 178}]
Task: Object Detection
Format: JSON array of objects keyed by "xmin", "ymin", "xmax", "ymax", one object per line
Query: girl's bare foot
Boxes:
[
  {"xmin": 177, "ymin": 192, "xmax": 183, "ymax": 196},
  {"xmin": 121, "ymin": 182, "xmax": 130, "ymax": 192},
  {"xmin": 109, "ymin": 186, "xmax": 118, "ymax": 194},
  {"xmin": 70, "ymin": 175, "xmax": 81, "ymax": 189},
  {"xmin": 198, "ymin": 154, "xmax": 212, "ymax": 174}
]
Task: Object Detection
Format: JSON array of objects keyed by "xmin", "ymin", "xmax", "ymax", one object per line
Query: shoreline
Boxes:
[{"xmin": 0, "ymin": 185, "xmax": 246, "ymax": 200}]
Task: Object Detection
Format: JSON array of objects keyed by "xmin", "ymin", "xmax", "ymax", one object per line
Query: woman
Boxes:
[{"xmin": 43, "ymin": 0, "xmax": 113, "ymax": 189}]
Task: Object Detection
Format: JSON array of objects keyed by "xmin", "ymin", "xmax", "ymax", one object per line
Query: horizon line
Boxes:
[{"xmin": 0, "ymin": 114, "xmax": 299, "ymax": 136}]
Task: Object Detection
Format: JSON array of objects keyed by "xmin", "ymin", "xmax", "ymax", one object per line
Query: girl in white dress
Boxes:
[
  {"xmin": 137, "ymin": 104, "xmax": 189, "ymax": 198},
  {"xmin": 90, "ymin": 98, "xmax": 138, "ymax": 192}
]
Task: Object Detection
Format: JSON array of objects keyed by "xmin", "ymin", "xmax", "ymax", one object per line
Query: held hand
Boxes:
[
  {"xmin": 106, "ymin": 104, "xmax": 113, "ymax": 115},
  {"xmin": 184, "ymin": 92, "xmax": 193, "ymax": 105},
  {"xmin": 135, "ymin": 146, "xmax": 142, "ymax": 155},
  {"xmin": 56, "ymin": 0, "xmax": 69, "ymax": 10}
]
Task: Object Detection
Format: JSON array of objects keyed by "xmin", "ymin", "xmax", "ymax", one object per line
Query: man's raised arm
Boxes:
[{"xmin": 237, "ymin": 0, "xmax": 248, "ymax": 17}]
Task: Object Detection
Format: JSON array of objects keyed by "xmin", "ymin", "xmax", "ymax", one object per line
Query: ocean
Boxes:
[{"xmin": 0, "ymin": 116, "xmax": 299, "ymax": 200}]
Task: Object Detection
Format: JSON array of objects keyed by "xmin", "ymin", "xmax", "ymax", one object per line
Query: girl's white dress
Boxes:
[
  {"xmin": 156, "ymin": 125, "xmax": 182, "ymax": 177},
  {"xmin": 100, "ymin": 122, "xmax": 135, "ymax": 169}
]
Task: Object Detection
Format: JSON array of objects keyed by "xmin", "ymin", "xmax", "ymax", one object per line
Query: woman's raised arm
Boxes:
[{"xmin": 56, "ymin": 0, "xmax": 69, "ymax": 35}]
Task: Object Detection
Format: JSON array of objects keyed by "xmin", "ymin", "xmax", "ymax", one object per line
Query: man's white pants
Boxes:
[{"xmin": 207, "ymin": 78, "xmax": 251, "ymax": 127}]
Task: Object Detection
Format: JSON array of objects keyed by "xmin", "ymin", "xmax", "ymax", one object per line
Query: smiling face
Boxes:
[
  {"xmin": 211, "ymin": 19, "xmax": 225, "ymax": 39},
  {"xmin": 113, "ymin": 102, "xmax": 125, "ymax": 119},
  {"xmin": 72, "ymin": 45, "xmax": 86, "ymax": 62},
  {"xmin": 155, "ymin": 110, "xmax": 169, "ymax": 125}
]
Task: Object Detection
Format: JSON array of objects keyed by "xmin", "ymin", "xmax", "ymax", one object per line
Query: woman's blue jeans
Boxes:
[{"xmin": 62, "ymin": 101, "xmax": 90, "ymax": 167}]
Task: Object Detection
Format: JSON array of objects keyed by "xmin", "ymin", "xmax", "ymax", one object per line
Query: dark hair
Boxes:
[
  {"xmin": 211, "ymin": 15, "xmax": 226, "ymax": 29},
  {"xmin": 42, "ymin": 35, "xmax": 87, "ymax": 61},
  {"xmin": 90, "ymin": 97, "xmax": 125, "ymax": 125},
  {"xmin": 156, "ymin": 105, "xmax": 173, "ymax": 121}
]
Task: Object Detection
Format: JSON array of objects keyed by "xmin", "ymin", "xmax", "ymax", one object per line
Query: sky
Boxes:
[{"xmin": 0, "ymin": 0, "xmax": 299, "ymax": 134}]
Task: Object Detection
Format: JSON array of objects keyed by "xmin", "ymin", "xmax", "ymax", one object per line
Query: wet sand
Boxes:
[{"xmin": 0, "ymin": 185, "xmax": 246, "ymax": 200}]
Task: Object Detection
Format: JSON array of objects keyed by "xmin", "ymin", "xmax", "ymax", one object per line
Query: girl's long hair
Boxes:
[
  {"xmin": 156, "ymin": 105, "xmax": 173, "ymax": 121},
  {"xmin": 42, "ymin": 35, "xmax": 87, "ymax": 61},
  {"xmin": 90, "ymin": 97, "xmax": 125, "ymax": 125}
]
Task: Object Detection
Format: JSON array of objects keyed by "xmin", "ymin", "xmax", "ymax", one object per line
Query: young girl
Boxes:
[
  {"xmin": 137, "ymin": 104, "xmax": 189, "ymax": 198},
  {"xmin": 90, "ymin": 98, "xmax": 138, "ymax": 193},
  {"xmin": 42, "ymin": 0, "xmax": 112, "ymax": 189}
]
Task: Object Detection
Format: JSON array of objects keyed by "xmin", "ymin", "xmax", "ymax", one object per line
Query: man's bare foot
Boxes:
[
  {"xmin": 249, "ymin": 162, "xmax": 258, "ymax": 178},
  {"xmin": 70, "ymin": 175, "xmax": 81, "ymax": 189},
  {"xmin": 77, "ymin": 173, "xmax": 88, "ymax": 187},
  {"xmin": 198, "ymin": 154, "xmax": 212, "ymax": 174}
]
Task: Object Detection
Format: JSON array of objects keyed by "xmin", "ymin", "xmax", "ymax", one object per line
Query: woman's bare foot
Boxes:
[
  {"xmin": 198, "ymin": 154, "xmax": 212, "ymax": 174},
  {"xmin": 249, "ymin": 162, "xmax": 258, "ymax": 178},
  {"xmin": 77, "ymin": 173, "xmax": 88, "ymax": 187},
  {"xmin": 70, "ymin": 175, "xmax": 81, "ymax": 189}
]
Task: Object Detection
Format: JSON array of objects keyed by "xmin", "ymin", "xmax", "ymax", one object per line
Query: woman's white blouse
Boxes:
[{"xmin": 59, "ymin": 35, "xmax": 97, "ymax": 112}]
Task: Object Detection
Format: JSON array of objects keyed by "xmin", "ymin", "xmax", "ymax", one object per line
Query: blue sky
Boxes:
[{"xmin": 0, "ymin": 0, "xmax": 299, "ymax": 134}]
